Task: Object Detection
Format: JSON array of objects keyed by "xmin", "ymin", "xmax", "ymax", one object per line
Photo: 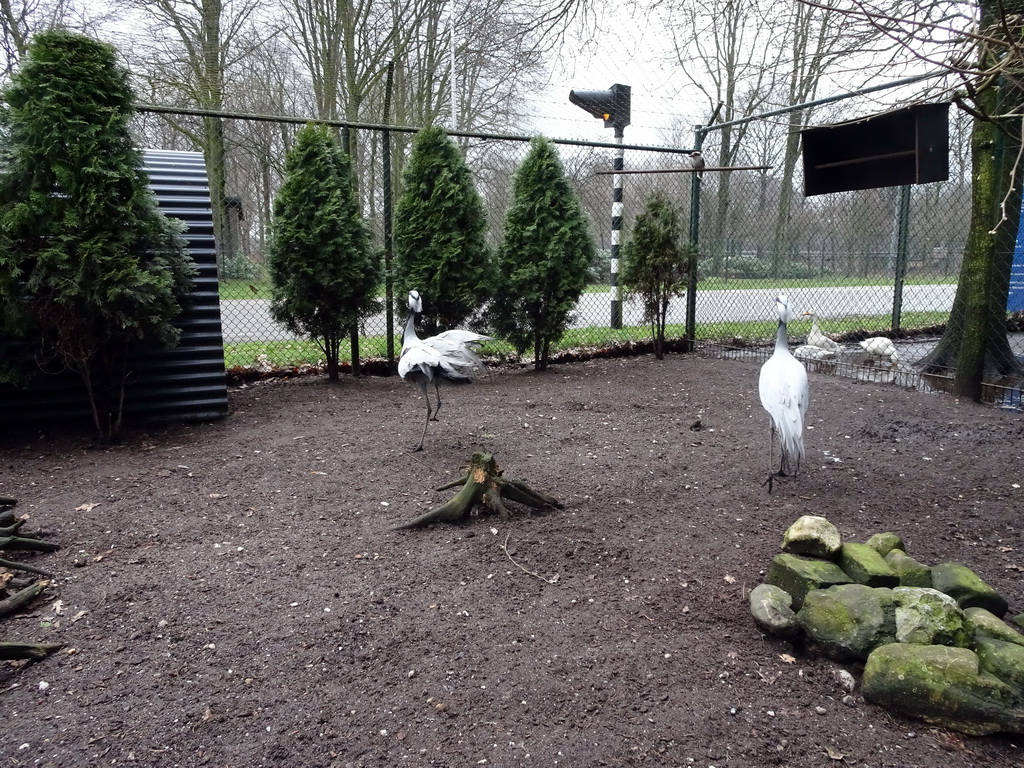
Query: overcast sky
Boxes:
[{"xmin": 527, "ymin": 3, "xmax": 946, "ymax": 149}]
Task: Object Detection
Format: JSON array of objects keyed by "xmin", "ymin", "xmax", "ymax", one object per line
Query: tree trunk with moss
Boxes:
[{"xmin": 919, "ymin": 4, "xmax": 1024, "ymax": 398}]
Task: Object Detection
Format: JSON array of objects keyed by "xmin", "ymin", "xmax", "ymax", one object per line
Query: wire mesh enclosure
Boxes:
[{"xmin": 134, "ymin": 108, "xmax": 1022, "ymax": 405}]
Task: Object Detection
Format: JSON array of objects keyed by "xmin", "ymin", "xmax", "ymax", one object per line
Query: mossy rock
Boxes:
[
  {"xmin": 839, "ymin": 542, "xmax": 899, "ymax": 588},
  {"xmin": 766, "ymin": 553, "xmax": 851, "ymax": 610},
  {"xmin": 866, "ymin": 532, "xmax": 905, "ymax": 558},
  {"xmin": 966, "ymin": 607, "xmax": 1024, "ymax": 648},
  {"xmin": 884, "ymin": 549, "xmax": 931, "ymax": 588},
  {"xmin": 931, "ymin": 562, "xmax": 1009, "ymax": 617},
  {"xmin": 892, "ymin": 587, "xmax": 972, "ymax": 647},
  {"xmin": 781, "ymin": 516, "xmax": 841, "ymax": 559},
  {"xmin": 749, "ymin": 583, "xmax": 800, "ymax": 640},
  {"xmin": 862, "ymin": 643, "xmax": 1024, "ymax": 735},
  {"xmin": 976, "ymin": 636, "xmax": 1024, "ymax": 695},
  {"xmin": 797, "ymin": 583, "xmax": 896, "ymax": 662}
]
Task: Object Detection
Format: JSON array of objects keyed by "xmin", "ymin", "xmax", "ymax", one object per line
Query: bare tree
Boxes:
[
  {"xmin": 657, "ymin": 0, "xmax": 781, "ymax": 274},
  {"xmin": 0, "ymin": 0, "xmax": 100, "ymax": 78},
  {"xmin": 281, "ymin": 0, "xmax": 418, "ymax": 125},
  {"xmin": 766, "ymin": 0, "xmax": 895, "ymax": 278},
  {"xmin": 115, "ymin": 0, "xmax": 272, "ymax": 266}
]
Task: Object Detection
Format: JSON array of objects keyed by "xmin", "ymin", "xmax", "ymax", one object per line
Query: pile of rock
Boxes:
[{"xmin": 750, "ymin": 515, "xmax": 1024, "ymax": 735}]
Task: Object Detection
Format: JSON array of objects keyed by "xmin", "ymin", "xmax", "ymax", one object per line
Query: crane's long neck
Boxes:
[
  {"xmin": 775, "ymin": 320, "xmax": 789, "ymax": 352},
  {"xmin": 403, "ymin": 306, "xmax": 419, "ymax": 346}
]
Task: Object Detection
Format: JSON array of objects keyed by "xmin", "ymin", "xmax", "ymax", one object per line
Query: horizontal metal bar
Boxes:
[
  {"xmin": 596, "ymin": 165, "xmax": 772, "ymax": 175},
  {"xmin": 700, "ymin": 71, "xmax": 945, "ymax": 137},
  {"xmin": 136, "ymin": 103, "xmax": 694, "ymax": 155}
]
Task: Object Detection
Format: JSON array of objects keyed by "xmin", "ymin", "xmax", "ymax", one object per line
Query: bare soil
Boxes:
[{"xmin": 1, "ymin": 354, "xmax": 1023, "ymax": 768}]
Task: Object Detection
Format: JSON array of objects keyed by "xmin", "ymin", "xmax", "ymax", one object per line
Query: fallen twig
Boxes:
[{"xmin": 501, "ymin": 534, "xmax": 559, "ymax": 584}]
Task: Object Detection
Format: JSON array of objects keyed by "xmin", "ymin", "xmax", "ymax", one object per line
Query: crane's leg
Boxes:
[
  {"xmin": 414, "ymin": 383, "xmax": 432, "ymax": 452},
  {"xmin": 431, "ymin": 380, "xmax": 443, "ymax": 420},
  {"xmin": 762, "ymin": 421, "xmax": 777, "ymax": 492}
]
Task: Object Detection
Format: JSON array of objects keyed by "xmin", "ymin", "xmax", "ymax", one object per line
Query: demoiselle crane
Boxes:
[
  {"xmin": 759, "ymin": 295, "xmax": 809, "ymax": 492},
  {"xmin": 398, "ymin": 290, "xmax": 491, "ymax": 451}
]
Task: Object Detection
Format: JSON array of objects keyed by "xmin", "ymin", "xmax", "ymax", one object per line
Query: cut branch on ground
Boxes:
[{"xmin": 1, "ymin": 499, "xmax": 61, "ymax": 661}]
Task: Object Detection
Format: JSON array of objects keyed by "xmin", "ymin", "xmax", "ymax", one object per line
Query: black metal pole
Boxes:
[
  {"xmin": 684, "ymin": 127, "xmax": 704, "ymax": 351},
  {"xmin": 382, "ymin": 62, "xmax": 395, "ymax": 369},
  {"xmin": 611, "ymin": 127, "xmax": 624, "ymax": 329}
]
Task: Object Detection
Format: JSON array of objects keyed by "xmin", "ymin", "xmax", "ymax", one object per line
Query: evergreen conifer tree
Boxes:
[
  {"xmin": 0, "ymin": 30, "xmax": 195, "ymax": 438},
  {"xmin": 267, "ymin": 124, "xmax": 377, "ymax": 380},
  {"xmin": 621, "ymin": 190, "xmax": 692, "ymax": 360},
  {"xmin": 393, "ymin": 126, "xmax": 492, "ymax": 334},
  {"xmin": 491, "ymin": 137, "xmax": 595, "ymax": 370}
]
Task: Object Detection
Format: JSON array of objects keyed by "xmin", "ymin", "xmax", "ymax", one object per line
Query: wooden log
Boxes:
[
  {"xmin": 0, "ymin": 580, "xmax": 49, "ymax": 619},
  {"xmin": 0, "ymin": 535, "xmax": 60, "ymax": 553},
  {"xmin": 0, "ymin": 641, "xmax": 62, "ymax": 660},
  {"xmin": 0, "ymin": 557, "xmax": 53, "ymax": 578}
]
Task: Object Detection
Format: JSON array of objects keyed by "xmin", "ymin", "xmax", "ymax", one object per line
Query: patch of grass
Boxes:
[
  {"xmin": 222, "ymin": 311, "xmax": 951, "ymax": 371},
  {"xmin": 219, "ymin": 279, "xmax": 272, "ymax": 300}
]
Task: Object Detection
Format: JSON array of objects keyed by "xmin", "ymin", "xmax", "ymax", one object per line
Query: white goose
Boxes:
[
  {"xmin": 859, "ymin": 336, "xmax": 900, "ymax": 367},
  {"xmin": 802, "ymin": 312, "xmax": 841, "ymax": 352}
]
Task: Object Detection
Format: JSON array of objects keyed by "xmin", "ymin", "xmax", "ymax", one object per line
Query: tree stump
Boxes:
[{"xmin": 394, "ymin": 452, "xmax": 563, "ymax": 529}]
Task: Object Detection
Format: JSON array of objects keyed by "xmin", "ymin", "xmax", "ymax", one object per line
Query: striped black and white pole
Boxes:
[{"xmin": 610, "ymin": 129, "xmax": 624, "ymax": 329}]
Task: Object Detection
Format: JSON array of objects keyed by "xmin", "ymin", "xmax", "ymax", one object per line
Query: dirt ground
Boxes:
[{"xmin": 1, "ymin": 353, "xmax": 1023, "ymax": 768}]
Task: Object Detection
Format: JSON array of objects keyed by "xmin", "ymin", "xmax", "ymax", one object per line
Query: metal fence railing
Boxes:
[{"xmin": 131, "ymin": 110, "xmax": 1022, "ymax": 403}]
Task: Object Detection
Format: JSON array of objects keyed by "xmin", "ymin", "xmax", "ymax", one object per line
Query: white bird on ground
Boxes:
[
  {"xmin": 802, "ymin": 312, "xmax": 841, "ymax": 352},
  {"xmin": 398, "ymin": 290, "xmax": 491, "ymax": 452},
  {"xmin": 759, "ymin": 295, "xmax": 809, "ymax": 492},
  {"xmin": 859, "ymin": 336, "xmax": 900, "ymax": 367},
  {"xmin": 793, "ymin": 344, "xmax": 835, "ymax": 363}
]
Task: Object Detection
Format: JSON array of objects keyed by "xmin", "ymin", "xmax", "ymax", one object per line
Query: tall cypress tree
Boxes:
[
  {"xmin": 491, "ymin": 137, "xmax": 595, "ymax": 370},
  {"xmin": 267, "ymin": 124, "xmax": 377, "ymax": 380},
  {"xmin": 621, "ymin": 190, "xmax": 691, "ymax": 360},
  {"xmin": 0, "ymin": 30, "xmax": 195, "ymax": 438},
  {"xmin": 393, "ymin": 126, "xmax": 492, "ymax": 334}
]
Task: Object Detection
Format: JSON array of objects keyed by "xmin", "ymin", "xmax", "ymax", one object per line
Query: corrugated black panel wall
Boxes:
[{"xmin": 0, "ymin": 149, "xmax": 229, "ymax": 431}]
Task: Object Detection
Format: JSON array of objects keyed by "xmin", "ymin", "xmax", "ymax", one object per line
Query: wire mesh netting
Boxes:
[{"xmin": 141, "ymin": 110, "xmax": 1022, "ymax": 405}]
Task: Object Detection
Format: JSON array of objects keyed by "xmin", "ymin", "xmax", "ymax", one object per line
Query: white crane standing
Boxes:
[
  {"xmin": 398, "ymin": 290, "xmax": 491, "ymax": 451},
  {"xmin": 759, "ymin": 295, "xmax": 809, "ymax": 492}
]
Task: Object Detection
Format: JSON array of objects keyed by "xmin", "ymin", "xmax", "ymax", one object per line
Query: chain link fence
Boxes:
[{"xmin": 136, "ymin": 110, "xmax": 1022, "ymax": 404}]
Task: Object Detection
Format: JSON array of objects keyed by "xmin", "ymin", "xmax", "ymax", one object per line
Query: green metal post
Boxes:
[
  {"xmin": 891, "ymin": 185, "xmax": 911, "ymax": 331},
  {"xmin": 684, "ymin": 127, "xmax": 704, "ymax": 352}
]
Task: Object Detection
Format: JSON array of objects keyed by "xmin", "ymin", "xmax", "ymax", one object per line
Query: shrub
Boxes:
[
  {"xmin": 267, "ymin": 124, "xmax": 378, "ymax": 380},
  {"xmin": 490, "ymin": 137, "xmax": 595, "ymax": 370},
  {"xmin": 0, "ymin": 31, "xmax": 195, "ymax": 438}
]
